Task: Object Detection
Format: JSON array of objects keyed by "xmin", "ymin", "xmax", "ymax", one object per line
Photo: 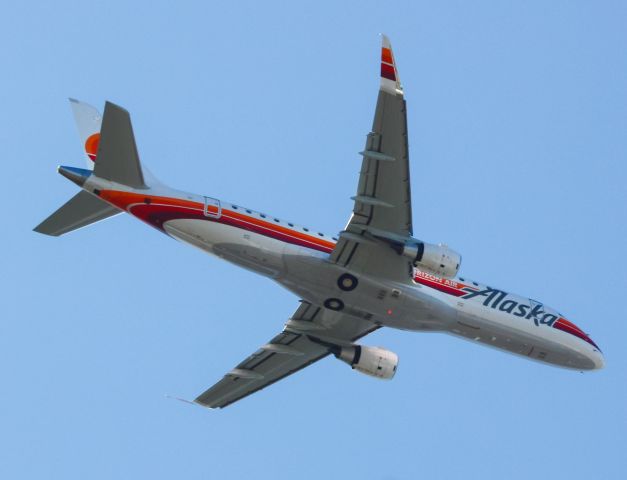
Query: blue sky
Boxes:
[{"xmin": 2, "ymin": 1, "xmax": 626, "ymax": 478}]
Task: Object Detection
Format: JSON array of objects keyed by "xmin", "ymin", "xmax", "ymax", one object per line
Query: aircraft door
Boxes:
[{"xmin": 204, "ymin": 196, "xmax": 221, "ymax": 219}]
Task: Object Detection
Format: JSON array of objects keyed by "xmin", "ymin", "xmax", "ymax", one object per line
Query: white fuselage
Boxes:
[
  {"xmin": 89, "ymin": 175, "xmax": 604, "ymax": 372},
  {"xmin": 163, "ymin": 211, "xmax": 603, "ymax": 371}
]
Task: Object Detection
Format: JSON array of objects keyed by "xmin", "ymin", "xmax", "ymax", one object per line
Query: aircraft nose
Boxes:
[
  {"xmin": 591, "ymin": 349, "xmax": 605, "ymax": 370},
  {"xmin": 553, "ymin": 317, "xmax": 603, "ymax": 369}
]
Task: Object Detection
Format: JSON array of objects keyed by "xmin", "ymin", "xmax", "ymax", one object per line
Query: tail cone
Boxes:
[{"xmin": 58, "ymin": 165, "xmax": 91, "ymax": 187}]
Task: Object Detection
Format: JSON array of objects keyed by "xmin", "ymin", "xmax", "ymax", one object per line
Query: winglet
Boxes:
[{"xmin": 380, "ymin": 34, "xmax": 403, "ymax": 96}]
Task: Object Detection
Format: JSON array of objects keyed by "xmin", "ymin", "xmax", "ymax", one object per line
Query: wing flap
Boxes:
[
  {"xmin": 194, "ymin": 302, "xmax": 379, "ymax": 408},
  {"xmin": 330, "ymin": 35, "xmax": 412, "ymax": 280},
  {"xmin": 350, "ymin": 89, "xmax": 411, "ymax": 237},
  {"xmin": 195, "ymin": 331, "xmax": 329, "ymax": 408}
]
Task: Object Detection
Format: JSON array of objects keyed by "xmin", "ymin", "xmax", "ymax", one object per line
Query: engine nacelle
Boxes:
[
  {"xmin": 336, "ymin": 345, "xmax": 398, "ymax": 379},
  {"xmin": 401, "ymin": 240, "xmax": 461, "ymax": 278}
]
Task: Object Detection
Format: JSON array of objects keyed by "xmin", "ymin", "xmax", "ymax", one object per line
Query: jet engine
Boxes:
[
  {"xmin": 401, "ymin": 240, "xmax": 461, "ymax": 278},
  {"xmin": 335, "ymin": 345, "xmax": 398, "ymax": 379}
]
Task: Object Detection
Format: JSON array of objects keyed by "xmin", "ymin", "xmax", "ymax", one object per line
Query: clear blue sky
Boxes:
[{"xmin": 2, "ymin": 1, "xmax": 626, "ymax": 478}]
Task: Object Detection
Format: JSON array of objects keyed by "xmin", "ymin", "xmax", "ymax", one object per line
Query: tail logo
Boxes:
[{"xmin": 85, "ymin": 133, "xmax": 100, "ymax": 162}]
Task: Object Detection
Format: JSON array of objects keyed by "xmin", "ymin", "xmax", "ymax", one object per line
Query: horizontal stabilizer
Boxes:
[
  {"xmin": 94, "ymin": 102, "xmax": 147, "ymax": 189},
  {"xmin": 34, "ymin": 191, "xmax": 120, "ymax": 236}
]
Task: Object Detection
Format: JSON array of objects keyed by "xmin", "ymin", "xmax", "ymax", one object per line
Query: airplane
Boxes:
[{"xmin": 34, "ymin": 35, "xmax": 604, "ymax": 409}]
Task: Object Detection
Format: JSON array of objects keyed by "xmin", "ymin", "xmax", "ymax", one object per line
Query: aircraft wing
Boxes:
[
  {"xmin": 331, "ymin": 35, "xmax": 413, "ymax": 281},
  {"xmin": 194, "ymin": 301, "xmax": 379, "ymax": 409}
]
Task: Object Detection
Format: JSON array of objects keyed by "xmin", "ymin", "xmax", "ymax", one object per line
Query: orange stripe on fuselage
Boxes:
[
  {"xmin": 99, "ymin": 190, "xmax": 201, "ymax": 212},
  {"xmin": 98, "ymin": 190, "xmax": 336, "ymax": 253},
  {"xmin": 223, "ymin": 209, "xmax": 335, "ymax": 251},
  {"xmin": 555, "ymin": 318, "xmax": 586, "ymax": 336}
]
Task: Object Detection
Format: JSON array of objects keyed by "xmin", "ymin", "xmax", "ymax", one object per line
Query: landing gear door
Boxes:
[{"xmin": 204, "ymin": 196, "xmax": 221, "ymax": 219}]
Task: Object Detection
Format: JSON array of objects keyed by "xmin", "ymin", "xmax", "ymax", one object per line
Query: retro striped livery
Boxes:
[{"xmin": 35, "ymin": 36, "xmax": 603, "ymax": 409}]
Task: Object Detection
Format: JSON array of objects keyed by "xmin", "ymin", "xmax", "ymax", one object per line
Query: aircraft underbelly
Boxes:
[
  {"xmin": 280, "ymin": 246, "xmax": 451, "ymax": 331},
  {"xmin": 449, "ymin": 305, "xmax": 595, "ymax": 369},
  {"xmin": 164, "ymin": 218, "xmax": 286, "ymax": 278},
  {"xmin": 162, "ymin": 219, "xmax": 595, "ymax": 369}
]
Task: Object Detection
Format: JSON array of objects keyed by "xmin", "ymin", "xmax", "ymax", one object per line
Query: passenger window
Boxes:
[
  {"xmin": 232, "ymin": 205, "xmax": 238, "ymax": 210},
  {"xmin": 318, "ymin": 233, "xmax": 324, "ymax": 236},
  {"xmin": 274, "ymin": 218, "xmax": 280, "ymax": 222},
  {"xmin": 260, "ymin": 214, "xmax": 266, "ymax": 218},
  {"xmin": 303, "ymin": 228, "xmax": 309, "ymax": 232},
  {"xmin": 246, "ymin": 209, "xmax": 252, "ymax": 214}
]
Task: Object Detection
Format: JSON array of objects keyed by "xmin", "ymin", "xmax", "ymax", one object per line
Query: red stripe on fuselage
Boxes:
[
  {"xmin": 413, "ymin": 275, "xmax": 467, "ymax": 297},
  {"xmin": 555, "ymin": 317, "xmax": 585, "ymax": 336},
  {"xmin": 98, "ymin": 190, "xmax": 336, "ymax": 254},
  {"xmin": 554, "ymin": 318, "xmax": 599, "ymax": 350}
]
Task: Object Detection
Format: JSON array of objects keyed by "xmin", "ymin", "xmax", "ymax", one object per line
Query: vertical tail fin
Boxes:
[
  {"xmin": 93, "ymin": 101, "xmax": 147, "ymax": 189},
  {"xmin": 69, "ymin": 100, "xmax": 148, "ymax": 188},
  {"xmin": 34, "ymin": 100, "xmax": 148, "ymax": 236}
]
